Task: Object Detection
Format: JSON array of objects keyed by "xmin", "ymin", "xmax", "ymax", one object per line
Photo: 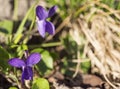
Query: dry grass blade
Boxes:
[{"xmin": 95, "ymin": 1, "xmax": 120, "ymax": 20}]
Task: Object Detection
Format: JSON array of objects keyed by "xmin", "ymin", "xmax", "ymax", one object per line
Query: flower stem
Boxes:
[{"xmin": 28, "ymin": 42, "xmax": 62, "ymax": 48}]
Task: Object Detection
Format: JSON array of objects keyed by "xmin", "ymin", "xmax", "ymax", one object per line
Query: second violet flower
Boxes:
[
  {"xmin": 36, "ymin": 5, "xmax": 57, "ymax": 38},
  {"xmin": 8, "ymin": 51, "xmax": 41, "ymax": 83}
]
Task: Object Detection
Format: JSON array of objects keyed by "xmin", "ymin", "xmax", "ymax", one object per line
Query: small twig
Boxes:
[
  {"xmin": 103, "ymin": 74, "xmax": 118, "ymax": 89},
  {"xmin": 68, "ymin": 59, "xmax": 90, "ymax": 63}
]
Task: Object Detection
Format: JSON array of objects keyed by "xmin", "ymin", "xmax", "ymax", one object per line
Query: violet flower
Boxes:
[
  {"xmin": 8, "ymin": 52, "xmax": 41, "ymax": 83},
  {"xmin": 36, "ymin": 5, "xmax": 57, "ymax": 37}
]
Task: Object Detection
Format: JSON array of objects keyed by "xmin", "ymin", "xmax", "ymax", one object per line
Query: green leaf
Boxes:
[
  {"xmin": 0, "ymin": 46, "xmax": 10, "ymax": 72},
  {"xmin": 81, "ymin": 60, "xmax": 91, "ymax": 73},
  {"xmin": 13, "ymin": 0, "xmax": 39, "ymax": 44},
  {"xmin": 41, "ymin": 50, "xmax": 53, "ymax": 69},
  {"xmin": 61, "ymin": 34, "xmax": 78, "ymax": 57},
  {"xmin": 0, "ymin": 20, "xmax": 13, "ymax": 34},
  {"xmin": 32, "ymin": 78, "xmax": 49, "ymax": 89},
  {"xmin": 27, "ymin": 7, "xmax": 35, "ymax": 20},
  {"xmin": 32, "ymin": 48, "xmax": 53, "ymax": 69}
]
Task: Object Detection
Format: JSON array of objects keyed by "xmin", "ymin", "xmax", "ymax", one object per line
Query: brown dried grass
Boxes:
[{"xmin": 69, "ymin": 2, "xmax": 120, "ymax": 89}]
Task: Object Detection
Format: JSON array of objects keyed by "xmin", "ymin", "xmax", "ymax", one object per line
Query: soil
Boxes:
[
  {"xmin": 0, "ymin": 72, "xmax": 111, "ymax": 89},
  {"xmin": 48, "ymin": 72, "xmax": 110, "ymax": 89}
]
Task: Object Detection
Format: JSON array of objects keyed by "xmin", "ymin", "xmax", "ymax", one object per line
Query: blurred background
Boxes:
[{"xmin": 0, "ymin": 0, "xmax": 120, "ymax": 89}]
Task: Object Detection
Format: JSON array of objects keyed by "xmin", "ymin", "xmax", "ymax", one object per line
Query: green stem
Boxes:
[
  {"xmin": 28, "ymin": 42, "xmax": 62, "ymax": 48},
  {"xmin": 41, "ymin": 42, "xmax": 62, "ymax": 47},
  {"xmin": 23, "ymin": 12, "xmax": 36, "ymax": 44},
  {"xmin": 14, "ymin": 68, "xmax": 21, "ymax": 88},
  {"xmin": 13, "ymin": 0, "xmax": 18, "ymax": 20}
]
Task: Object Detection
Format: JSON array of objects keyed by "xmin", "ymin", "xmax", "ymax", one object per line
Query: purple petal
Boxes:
[
  {"xmin": 48, "ymin": 5, "xmax": 57, "ymax": 17},
  {"xmin": 36, "ymin": 5, "xmax": 48, "ymax": 20},
  {"xmin": 45, "ymin": 21, "xmax": 55, "ymax": 35},
  {"xmin": 8, "ymin": 58, "xmax": 25, "ymax": 68},
  {"xmin": 37, "ymin": 20, "xmax": 46, "ymax": 38},
  {"xmin": 21, "ymin": 66, "xmax": 33, "ymax": 83},
  {"xmin": 26, "ymin": 53, "xmax": 41, "ymax": 66}
]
